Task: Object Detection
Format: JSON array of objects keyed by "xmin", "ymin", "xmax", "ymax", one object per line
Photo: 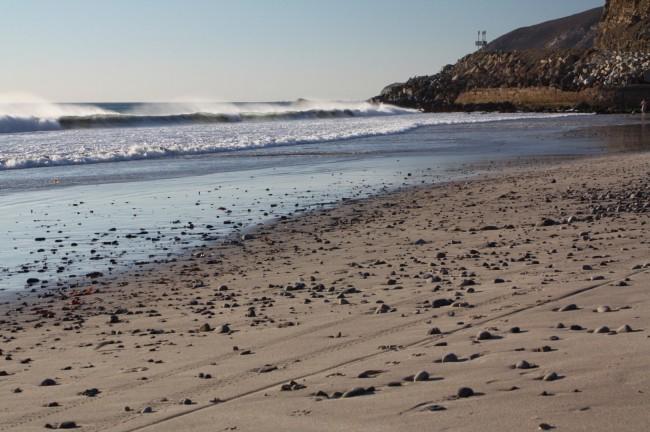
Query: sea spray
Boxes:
[{"xmin": 0, "ymin": 98, "xmax": 415, "ymax": 134}]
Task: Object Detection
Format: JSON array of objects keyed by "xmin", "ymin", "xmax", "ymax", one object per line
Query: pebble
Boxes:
[
  {"xmin": 559, "ymin": 304, "xmax": 578, "ymax": 312},
  {"xmin": 357, "ymin": 370, "xmax": 382, "ymax": 379},
  {"xmin": 341, "ymin": 387, "xmax": 373, "ymax": 398},
  {"xmin": 617, "ymin": 324, "xmax": 633, "ymax": 333},
  {"xmin": 257, "ymin": 364, "xmax": 277, "ymax": 373},
  {"xmin": 456, "ymin": 387, "xmax": 474, "ymax": 398},
  {"xmin": 281, "ymin": 380, "xmax": 306, "ymax": 391},
  {"xmin": 80, "ymin": 388, "xmax": 100, "ymax": 397},
  {"xmin": 413, "ymin": 371, "xmax": 430, "ymax": 382},
  {"xmin": 442, "ymin": 353, "xmax": 459, "ymax": 363},
  {"xmin": 542, "ymin": 372, "xmax": 560, "ymax": 382},
  {"xmin": 432, "ymin": 298, "xmax": 453, "ymax": 308},
  {"xmin": 40, "ymin": 378, "xmax": 58, "ymax": 387},
  {"xmin": 515, "ymin": 360, "xmax": 534, "ymax": 370},
  {"xmin": 594, "ymin": 326, "xmax": 610, "ymax": 334},
  {"xmin": 476, "ymin": 330, "xmax": 493, "ymax": 340},
  {"xmin": 375, "ymin": 304, "xmax": 391, "ymax": 314}
]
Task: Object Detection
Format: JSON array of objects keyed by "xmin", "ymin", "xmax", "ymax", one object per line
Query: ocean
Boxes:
[{"xmin": 0, "ymin": 100, "xmax": 646, "ymax": 293}]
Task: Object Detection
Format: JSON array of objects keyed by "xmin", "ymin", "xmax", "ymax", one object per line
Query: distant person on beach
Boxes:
[{"xmin": 642, "ymin": 99, "xmax": 647, "ymax": 114}]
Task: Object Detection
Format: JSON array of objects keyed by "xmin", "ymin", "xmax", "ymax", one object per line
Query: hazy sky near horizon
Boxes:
[{"xmin": 0, "ymin": 0, "xmax": 604, "ymax": 102}]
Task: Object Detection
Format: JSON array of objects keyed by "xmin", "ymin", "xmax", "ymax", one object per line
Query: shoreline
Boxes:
[
  {"xmin": 0, "ymin": 150, "xmax": 595, "ymax": 305},
  {"xmin": 1, "ymin": 150, "xmax": 650, "ymax": 431}
]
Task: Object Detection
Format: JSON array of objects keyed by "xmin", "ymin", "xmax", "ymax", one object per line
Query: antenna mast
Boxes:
[{"xmin": 475, "ymin": 30, "xmax": 488, "ymax": 49}]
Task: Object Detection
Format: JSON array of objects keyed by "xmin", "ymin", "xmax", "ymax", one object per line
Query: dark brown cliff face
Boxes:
[{"xmin": 597, "ymin": 0, "xmax": 650, "ymax": 50}]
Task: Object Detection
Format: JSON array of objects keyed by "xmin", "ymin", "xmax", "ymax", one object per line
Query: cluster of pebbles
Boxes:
[{"xmin": 0, "ymin": 154, "xmax": 649, "ymax": 431}]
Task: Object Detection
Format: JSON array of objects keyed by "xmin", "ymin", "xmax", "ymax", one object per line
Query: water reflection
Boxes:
[{"xmin": 564, "ymin": 118, "xmax": 650, "ymax": 152}]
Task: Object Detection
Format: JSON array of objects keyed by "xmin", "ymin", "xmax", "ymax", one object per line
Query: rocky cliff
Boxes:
[
  {"xmin": 373, "ymin": 0, "xmax": 650, "ymax": 112},
  {"xmin": 597, "ymin": 0, "xmax": 650, "ymax": 50}
]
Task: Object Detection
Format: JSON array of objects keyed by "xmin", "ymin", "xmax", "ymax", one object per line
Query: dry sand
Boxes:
[{"xmin": 1, "ymin": 152, "xmax": 650, "ymax": 431}]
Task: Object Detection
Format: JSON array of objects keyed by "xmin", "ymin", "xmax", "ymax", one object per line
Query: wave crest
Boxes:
[
  {"xmin": 0, "ymin": 100, "xmax": 416, "ymax": 134},
  {"xmin": 0, "ymin": 116, "xmax": 61, "ymax": 134}
]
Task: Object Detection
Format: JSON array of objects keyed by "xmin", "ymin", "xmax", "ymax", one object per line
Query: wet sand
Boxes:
[{"xmin": 1, "ymin": 151, "xmax": 650, "ymax": 431}]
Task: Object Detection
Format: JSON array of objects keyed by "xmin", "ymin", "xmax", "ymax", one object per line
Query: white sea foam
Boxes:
[{"xmin": 0, "ymin": 110, "xmax": 589, "ymax": 170}]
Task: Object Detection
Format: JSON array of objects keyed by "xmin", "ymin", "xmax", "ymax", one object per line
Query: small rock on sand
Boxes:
[
  {"xmin": 432, "ymin": 298, "xmax": 453, "ymax": 308},
  {"xmin": 515, "ymin": 360, "xmax": 535, "ymax": 370},
  {"xmin": 375, "ymin": 304, "xmax": 391, "ymax": 314},
  {"xmin": 342, "ymin": 387, "xmax": 373, "ymax": 398},
  {"xmin": 617, "ymin": 324, "xmax": 633, "ymax": 333},
  {"xmin": 476, "ymin": 330, "xmax": 493, "ymax": 340},
  {"xmin": 542, "ymin": 372, "xmax": 560, "ymax": 382},
  {"xmin": 413, "ymin": 371, "xmax": 430, "ymax": 382},
  {"xmin": 442, "ymin": 353, "xmax": 459, "ymax": 363},
  {"xmin": 457, "ymin": 387, "xmax": 474, "ymax": 398},
  {"xmin": 594, "ymin": 326, "xmax": 610, "ymax": 334}
]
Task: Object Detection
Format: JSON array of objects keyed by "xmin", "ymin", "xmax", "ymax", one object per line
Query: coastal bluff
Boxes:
[{"xmin": 373, "ymin": 0, "xmax": 650, "ymax": 112}]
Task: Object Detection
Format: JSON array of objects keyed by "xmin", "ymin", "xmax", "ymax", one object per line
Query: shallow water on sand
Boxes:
[{"xmin": 0, "ymin": 113, "xmax": 647, "ymax": 293}]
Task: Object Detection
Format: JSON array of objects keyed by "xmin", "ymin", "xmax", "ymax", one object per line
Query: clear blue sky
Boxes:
[{"xmin": 0, "ymin": 0, "xmax": 604, "ymax": 102}]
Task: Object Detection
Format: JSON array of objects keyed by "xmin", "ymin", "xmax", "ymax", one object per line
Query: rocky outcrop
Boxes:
[
  {"xmin": 597, "ymin": 0, "xmax": 650, "ymax": 51},
  {"xmin": 373, "ymin": 0, "xmax": 650, "ymax": 112},
  {"xmin": 374, "ymin": 50, "xmax": 650, "ymax": 112}
]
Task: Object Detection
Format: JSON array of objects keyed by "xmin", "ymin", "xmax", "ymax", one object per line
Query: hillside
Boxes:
[{"xmin": 485, "ymin": 7, "xmax": 602, "ymax": 52}]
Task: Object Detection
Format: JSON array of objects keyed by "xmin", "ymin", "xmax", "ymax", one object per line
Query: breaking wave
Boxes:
[
  {"xmin": 0, "ymin": 100, "xmax": 416, "ymax": 134},
  {"xmin": 0, "ymin": 111, "xmax": 588, "ymax": 170}
]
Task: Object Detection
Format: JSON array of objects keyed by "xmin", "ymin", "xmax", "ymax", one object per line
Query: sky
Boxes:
[{"xmin": 0, "ymin": 0, "xmax": 604, "ymax": 102}]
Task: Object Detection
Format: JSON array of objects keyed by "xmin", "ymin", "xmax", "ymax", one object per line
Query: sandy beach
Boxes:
[{"xmin": 1, "ymin": 150, "xmax": 649, "ymax": 431}]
